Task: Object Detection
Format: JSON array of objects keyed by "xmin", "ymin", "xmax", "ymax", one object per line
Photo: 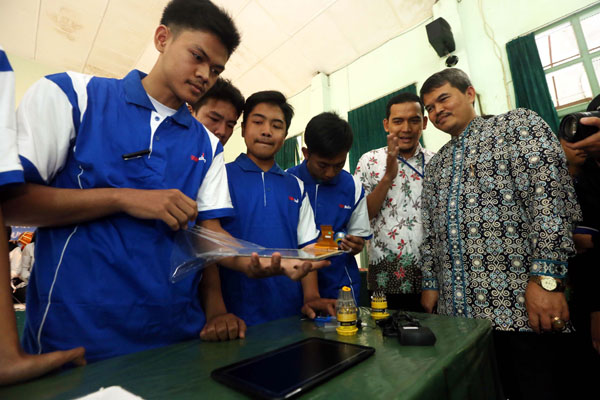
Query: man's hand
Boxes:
[
  {"xmin": 385, "ymin": 133, "xmax": 400, "ymax": 179},
  {"xmin": 525, "ymin": 280, "xmax": 569, "ymax": 333},
  {"xmin": 591, "ymin": 311, "xmax": 600, "ymax": 354},
  {"xmin": 301, "ymin": 297, "xmax": 336, "ymax": 319},
  {"xmin": 421, "ymin": 290, "xmax": 439, "ymax": 313},
  {"xmin": 244, "ymin": 252, "xmax": 330, "ymax": 281},
  {"xmin": 0, "ymin": 347, "xmax": 86, "ymax": 386},
  {"xmin": 200, "ymin": 313, "xmax": 246, "ymax": 341},
  {"xmin": 365, "ymin": 133, "xmax": 400, "ymax": 219},
  {"xmin": 565, "ymin": 117, "xmax": 600, "ymax": 158},
  {"xmin": 339, "ymin": 235, "xmax": 364, "ymax": 255},
  {"xmin": 116, "ymin": 188, "xmax": 198, "ymax": 231}
]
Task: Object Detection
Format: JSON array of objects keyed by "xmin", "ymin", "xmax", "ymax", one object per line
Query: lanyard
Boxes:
[{"xmin": 397, "ymin": 152, "xmax": 425, "ymax": 179}]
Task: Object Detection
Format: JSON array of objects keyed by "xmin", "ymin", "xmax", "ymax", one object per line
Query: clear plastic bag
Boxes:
[{"xmin": 170, "ymin": 226, "xmax": 346, "ymax": 283}]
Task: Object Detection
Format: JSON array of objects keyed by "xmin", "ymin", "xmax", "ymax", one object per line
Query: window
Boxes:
[{"xmin": 535, "ymin": 7, "xmax": 600, "ymax": 117}]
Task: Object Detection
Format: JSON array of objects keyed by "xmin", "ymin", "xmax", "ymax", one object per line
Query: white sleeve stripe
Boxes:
[
  {"xmin": 66, "ymin": 72, "xmax": 92, "ymax": 123},
  {"xmin": 0, "ymin": 66, "xmax": 22, "ymax": 177},
  {"xmin": 297, "ymin": 191, "xmax": 319, "ymax": 246},
  {"xmin": 291, "ymin": 174, "xmax": 305, "ymax": 194},
  {"xmin": 346, "ymin": 196, "xmax": 372, "ymax": 238},
  {"xmin": 351, "ymin": 175, "xmax": 364, "ymax": 206},
  {"xmin": 196, "ymin": 150, "xmax": 232, "ymax": 213},
  {"xmin": 16, "ymin": 77, "xmax": 77, "ymax": 183},
  {"xmin": 205, "ymin": 125, "xmax": 222, "ymax": 156}
]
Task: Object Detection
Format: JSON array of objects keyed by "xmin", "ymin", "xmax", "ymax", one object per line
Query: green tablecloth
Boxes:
[{"xmin": 1, "ymin": 312, "xmax": 501, "ymax": 399}]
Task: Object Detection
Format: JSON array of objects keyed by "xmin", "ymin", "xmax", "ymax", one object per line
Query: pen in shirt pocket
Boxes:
[{"xmin": 122, "ymin": 149, "xmax": 151, "ymax": 160}]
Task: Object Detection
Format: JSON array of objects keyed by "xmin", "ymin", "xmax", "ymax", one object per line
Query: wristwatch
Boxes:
[{"xmin": 530, "ymin": 275, "xmax": 566, "ymax": 292}]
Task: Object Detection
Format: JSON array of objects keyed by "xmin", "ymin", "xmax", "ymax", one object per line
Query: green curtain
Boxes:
[
  {"xmin": 275, "ymin": 136, "xmax": 299, "ymax": 170},
  {"xmin": 506, "ymin": 33, "xmax": 560, "ymax": 133},
  {"xmin": 348, "ymin": 84, "xmax": 417, "ymax": 173}
]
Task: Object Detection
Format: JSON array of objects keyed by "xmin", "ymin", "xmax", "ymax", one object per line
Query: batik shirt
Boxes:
[
  {"xmin": 355, "ymin": 144, "xmax": 435, "ymax": 294},
  {"xmin": 420, "ymin": 109, "xmax": 580, "ymax": 331}
]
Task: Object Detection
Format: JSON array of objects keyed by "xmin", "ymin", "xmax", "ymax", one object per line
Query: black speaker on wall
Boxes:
[{"xmin": 426, "ymin": 17, "xmax": 455, "ymax": 57}]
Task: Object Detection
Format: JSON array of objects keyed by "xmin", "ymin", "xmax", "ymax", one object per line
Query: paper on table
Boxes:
[{"xmin": 74, "ymin": 386, "xmax": 144, "ymax": 400}]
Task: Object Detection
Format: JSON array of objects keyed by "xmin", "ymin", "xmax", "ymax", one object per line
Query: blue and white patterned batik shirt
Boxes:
[{"xmin": 420, "ymin": 109, "xmax": 580, "ymax": 331}]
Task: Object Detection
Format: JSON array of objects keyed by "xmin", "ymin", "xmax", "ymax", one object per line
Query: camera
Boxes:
[{"xmin": 558, "ymin": 94, "xmax": 600, "ymax": 143}]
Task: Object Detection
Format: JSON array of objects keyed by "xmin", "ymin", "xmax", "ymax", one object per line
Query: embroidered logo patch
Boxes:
[
  {"xmin": 191, "ymin": 153, "xmax": 207, "ymax": 163},
  {"xmin": 288, "ymin": 196, "xmax": 299, "ymax": 203}
]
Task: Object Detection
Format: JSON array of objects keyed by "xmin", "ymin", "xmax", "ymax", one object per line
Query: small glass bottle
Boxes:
[
  {"xmin": 336, "ymin": 286, "xmax": 358, "ymax": 336},
  {"xmin": 370, "ymin": 290, "xmax": 390, "ymax": 320}
]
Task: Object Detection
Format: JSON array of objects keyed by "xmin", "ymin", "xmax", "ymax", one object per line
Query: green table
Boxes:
[{"xmin": 1, "ymin": 312, "xmax": 501, "ymax": 399}]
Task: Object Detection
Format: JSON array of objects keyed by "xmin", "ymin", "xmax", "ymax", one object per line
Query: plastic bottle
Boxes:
[
  {"xmin": 336, "ymin": 286, "xmax": 358, "ymax": 336},
  {"xmin": 370, "ymin": 290, "xmax": 390, "ymax": 320}
]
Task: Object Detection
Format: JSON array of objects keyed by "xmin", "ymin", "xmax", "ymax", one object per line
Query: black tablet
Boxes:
[{"xmin": 211, "ymin": 337, "xmax": 375, "ymax": 399}]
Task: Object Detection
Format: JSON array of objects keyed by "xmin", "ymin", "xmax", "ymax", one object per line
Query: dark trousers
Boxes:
[{"xmin": 492, "ymin": 330, "xmax": 589, "ymax": 400}]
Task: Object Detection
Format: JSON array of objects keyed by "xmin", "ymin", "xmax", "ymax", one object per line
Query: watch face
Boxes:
[{"xmin": 540, "ymin": 276, "xmax": 557, "ymax": 291}]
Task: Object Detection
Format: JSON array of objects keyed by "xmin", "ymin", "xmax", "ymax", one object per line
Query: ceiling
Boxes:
[{"xmin": 0, "ymin": 0, "xmax": 435, "ymax": 98}]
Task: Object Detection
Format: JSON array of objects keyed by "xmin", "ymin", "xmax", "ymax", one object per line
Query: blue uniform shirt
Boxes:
[
  {"xmin": 288, "ymin": 161, "xmax": 372, "ymax": 304},
  {"xmin": 16, "ymin": 70, "xmax": 234, "ymax": 362},
  {"xmin": 0, "ymin": 46, "xmax": 24, "ymax": 185},
  {"xmin": 220, "ymin": 154, "xmax": 319, "ymax": 326}
]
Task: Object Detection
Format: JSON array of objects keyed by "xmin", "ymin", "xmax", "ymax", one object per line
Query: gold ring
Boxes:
[{"xmin": 551, "ymin": 316, "xmax": 565, "ymax": 331}]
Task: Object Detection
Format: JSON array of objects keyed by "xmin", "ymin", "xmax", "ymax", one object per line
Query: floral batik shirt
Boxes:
[
  {"xmin": 420, "ymin": 109, "xmax": 581, "ymax": 331},
  {"xmin": 355, "ymin": 144, "xmax": 435, "ymax": 294}
]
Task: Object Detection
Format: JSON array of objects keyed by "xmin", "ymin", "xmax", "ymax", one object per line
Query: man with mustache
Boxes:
[
  {"xmin": 219, "ymin": 91, "xmax": 335, "ymax": 327},
  {"xmin": 419, "ymin": 68, "xmax": 581, "ymax": 399},
  {"xmin": 354, "ymin": 92, "xmax": 434, "ymax": 311}
]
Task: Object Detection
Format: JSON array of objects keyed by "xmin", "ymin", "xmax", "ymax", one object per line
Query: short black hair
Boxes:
[
  {"xmin": 304, "ymin": 112, "xmax": 353, "ymax": 157},
  {"xmin": 242, "ymin": 91, "xmax": 294, "ymax": 134},
  {"xmin": 160, "ymin": 0, "xmax": 240, "ymax": 55},
  {"xmin": 191, "ymin": 78, "xmax": 244, "ymax": 116},
  {"xmin": 420, "ymin": 68, "xmax": 472, "ymax": 101},
  {"xmin": 386, "ymin": 92, "xmax": 424, "ymax": 119}
]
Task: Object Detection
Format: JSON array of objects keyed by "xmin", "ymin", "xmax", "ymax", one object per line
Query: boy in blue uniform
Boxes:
[
  {"xmin": 190, "ymin": 78, "xmax": 244, "ymax": 146},
  {"xmin": 220, "ymin": 91, "xmax": 336, "ymax": 326},
  {"xmin": 288, "ymin": 112, "xmax": 372, "ymax": 304},
  {"xmin": 2, "ymin": 0, "xmax": 325, "ymax": 363},
  {"xmin": 0, "ymin": 46, "xmax": 84, "ymax": 384}
]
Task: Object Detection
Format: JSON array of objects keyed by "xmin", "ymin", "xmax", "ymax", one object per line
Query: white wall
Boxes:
[{"xmin": 8, "ymin": 52, "xmax": 61, "ymax": 105}]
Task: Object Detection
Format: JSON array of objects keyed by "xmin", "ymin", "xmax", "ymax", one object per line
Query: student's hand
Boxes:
[
  {"xmin": 200, "ymin": 313, "xmax": 247, "ymax": 341},
  {"xmin": 0, "ymin": 346, "xmax": 86, "ymax": 386},
  {"xmin": 591, "ymin": 311, "xmax": 600, "ymax": 354},
  {"xmin": 116, "ymin": 188, "xmax": 198, "ymax": 230},
  {"xmin": 301, "ymin": 297, "xmax": 336, "ymax": 319},
  {"xmin": 244, "ymin": 253, "xmax": 330, "ymax": 281},
  {"xmin": 421, "ymin": 290, "xmax": 439, "ymax": 313},
  {"xmin": 339, "ymin": 235, "xmax": 364, "ymax": 255},
  {"xmin": 385, "ymin": 133, "xmax": 399, "ymax": 179},
  {"xmin": 565, "ymin": 117, "xmax": 600, "ymax": 158},
  {"xmin": 525, "ymin": 280, "xmax": 569, "ymax": 333}
]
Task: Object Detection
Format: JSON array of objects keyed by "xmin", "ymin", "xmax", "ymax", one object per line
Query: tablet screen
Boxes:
[{"xmin": 211, "ymin": 337, "xmax": 375, "ymax": 399}]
